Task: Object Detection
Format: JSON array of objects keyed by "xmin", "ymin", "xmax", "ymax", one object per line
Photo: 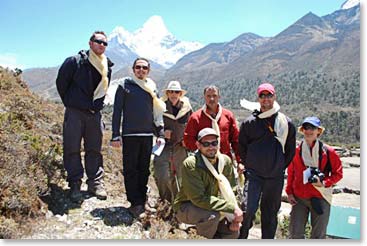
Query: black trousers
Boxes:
[
  {"xmin": 122, "ymin": 136, "xmax": 153, "ymax": 206},
  {"xmin": 239, "ymin": 170, "xmax": 284, "ymax": 239},
  {"xmin": 63, "ymin": 107, "xmax": 104, "ymax": 186}
]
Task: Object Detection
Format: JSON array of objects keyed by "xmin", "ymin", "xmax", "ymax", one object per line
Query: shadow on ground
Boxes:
[
  {"xmin": 90, "ymin": 206, "xmax": 134, "ymax": 226},
  {"xmin": 39, "ymin": 183, "xmax": 85, "ymax": 215}
]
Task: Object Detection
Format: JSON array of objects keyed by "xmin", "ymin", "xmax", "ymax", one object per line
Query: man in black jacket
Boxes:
[
  {"xmin": 238, "ymin": 83, "xmax": 296, "ymax": 239},
  {"xmin": 110, "ymin": 58, "xmax": 165, "ymax": 219},
  {"xmin": 56, "ymin": 31, "xmax": 113, "ymax": 202}
]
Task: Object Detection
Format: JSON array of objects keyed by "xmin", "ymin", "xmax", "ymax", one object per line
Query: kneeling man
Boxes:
[{"xmin": 173, "ymin": 128, "xmax": 243, "ymax": 239}]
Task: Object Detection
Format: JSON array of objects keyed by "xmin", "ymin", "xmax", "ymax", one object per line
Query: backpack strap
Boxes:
[
  {"xmin": 299, "ymin": 141, "xmax": 332, "ymax": 174},
  {"xmin": 319, "ymin": 142, "xmax": 332, "ymax": 175}
]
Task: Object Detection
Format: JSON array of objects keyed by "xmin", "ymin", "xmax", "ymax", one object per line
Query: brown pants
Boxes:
[
  {"xmin": 289, "ymin": 196, "xmax": 331, "ymax": 239},
  {"xmin": 153, "ymin": 144, "xmax": 187, "ymax": 203},
  {"xmin": 176, "ymin": 202, "xmax": 239, "ymax": 239}
]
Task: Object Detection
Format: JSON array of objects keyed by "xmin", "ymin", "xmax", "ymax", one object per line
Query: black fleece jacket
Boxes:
[
  {"xmin": 238, "ymin": 112, "xmax": 296, "ymax": 178},
  {"xmin": 112, "ymin": 78, "xmax": 164, "ymax": 138},
  {"xmin": 56, "ymin": 50, "xmax": 113, "ymax": 112}
]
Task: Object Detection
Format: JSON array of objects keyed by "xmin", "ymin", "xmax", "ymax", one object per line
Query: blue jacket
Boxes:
[
  {"xmin": 56, "ymin": 50, "xmax": 113, "ymax": 112},
  {"xmin": 112, "ymin": 78, "xmax": 164, "ymax": 138}
]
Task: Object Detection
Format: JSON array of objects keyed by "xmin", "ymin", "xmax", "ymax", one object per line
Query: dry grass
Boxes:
[{"xmin": 0, "ymin": 67, "xmax": 65, "ymax": 238}]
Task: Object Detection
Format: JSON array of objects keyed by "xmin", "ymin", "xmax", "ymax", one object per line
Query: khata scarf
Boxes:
[
  {"xmin": 240, "ymin": 99, "xmax": 288, "ymax": 153},
  {"xmin": 201, "ymin": 104, "xmax": 223, "ymax": 147},
  {"xmin": 133, "ymin": 75, "xmax": 166, "ymax": 127},
  {"xmin": 163, "ymin": 96, "xmax": 192, "ymax": 120},
  {"xmin": 201, "ymin": 153, "xmax": 239, "ymax": 222},
  {"xmin": 301, "ymin": 140, "xmax": 333, "ymax": 204},
  {"xmin": 88, "ymin": 49, "xmax": 109, "ymax": 100}
]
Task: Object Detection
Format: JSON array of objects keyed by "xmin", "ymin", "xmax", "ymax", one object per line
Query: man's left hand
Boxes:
[
  {"xmin": 156, "ymin": 137, "xmax": 165, "ymax": 146},
  {"xmin": 229, "ymin": 221, "xmax": 242, "ymax": 232}
]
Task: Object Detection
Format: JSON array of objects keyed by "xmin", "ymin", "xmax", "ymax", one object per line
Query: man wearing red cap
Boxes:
[{"xmin": 238, "ymin": 82, "xmax": 296, "ymax": 239}]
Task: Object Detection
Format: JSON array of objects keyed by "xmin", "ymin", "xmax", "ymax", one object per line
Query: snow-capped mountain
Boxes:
[
  {"xmin": 341, "ymin": 0, "xmax": 360, "ymax": 9},
  {"xmin": 107, "ymin": 15, "xmax": 203, "ymax": 68}
]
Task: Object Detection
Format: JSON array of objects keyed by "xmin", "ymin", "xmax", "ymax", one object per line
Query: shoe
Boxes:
[
  {"xmin": 129, "ymin": 205, "xmax": 146, "ymax": 219},
  {"xmin": 88, "ymin": 184, "xmax": 107, "ymax": 200},
  {"xmin": 145, "ymin": 203, "xmax": 157, "ymax": 213},
  {"xmin": 69, "ymin": 181, "xmax": 82, "ymax": 202}
]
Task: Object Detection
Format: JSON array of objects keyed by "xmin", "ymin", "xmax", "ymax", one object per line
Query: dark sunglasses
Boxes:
[
  {"xmin": 134, "ymin": 65, "xmax": 149, "ymax": 70},
  {"xmin": 92, "ymin": 39, "xmax": 108, "ymax": 47},
  {"xmin": 168, "ymin": 90, "xmax": 181, "ymax": 94},
  {"xmin": 302, "ymin": 124, "xmax": 317, "ymax": 130},
  {"xmin": 199, "ymin": 140, "xmax": 219, "ymax": 147},
  {"xmin": 259, "ymin": 93, "xmax": 274, "ymax": 99}
]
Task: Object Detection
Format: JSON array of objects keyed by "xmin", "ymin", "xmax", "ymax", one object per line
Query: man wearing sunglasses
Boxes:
[
  {"xmin": 238, "ymin": 82, "xmax": 296, "ymax": 239},
  {"xmin": 111, "ymin": 57, "xmax": 166, "ymax": 219},
  {"xmin": 56, "ymin": 31, "xmax": 113, "ymax": 202},
  {"xmin": 173, "ymin": 128, "xmax": 243, "ymax": 239}
]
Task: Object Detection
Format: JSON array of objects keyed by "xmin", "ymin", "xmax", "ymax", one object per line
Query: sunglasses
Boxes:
[
  {"xmin": 302, "ymin": 124, "xmax": 317, "ymax": 130},
  {"xmin": 199, "ymin": 140, "xmax": 219, "ymax": 147},
  {"xmin": 92, "ymin": 39, "xmax": 108, "ymax": 47},
  {"xmin": 259, "ymin": 93, "xmax": 274, "ymax": 99},
  {"xmin": 134, "ymin": 65, "xmax": 149, "ymax": 70},
  {"xmin": 168, "ymin": 90, "xmax": 181, "ymax": 94}
]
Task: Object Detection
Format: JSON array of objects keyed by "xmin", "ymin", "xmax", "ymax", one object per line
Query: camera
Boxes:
[{"xmin": 308, "ymin": 167, "xmax": 325, "ymax": 183}]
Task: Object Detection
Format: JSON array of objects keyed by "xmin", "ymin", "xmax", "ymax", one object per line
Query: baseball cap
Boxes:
[
  {"xmin": 302, "ymin": 116, "xmax": 321, "ymax": 128},
  {"xmin": 257, "ymin": 83, "xmax": 275, "ymax": 95},
  {"xmin": 197, "ymin": 128, "xmax": 219, "ymax": 141}
]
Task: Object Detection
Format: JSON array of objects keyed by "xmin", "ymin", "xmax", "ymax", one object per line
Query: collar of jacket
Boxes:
[
  {"xmin": 195, "ymin": 151, "xmax": 218, "ymax": 172},
  {"xmin": 78, "ymin": 49, "xmax": 114, "ymax": 68}
]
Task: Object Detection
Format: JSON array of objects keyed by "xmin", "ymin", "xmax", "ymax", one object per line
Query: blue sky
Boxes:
[{"xmin": 0, "ymin": 0, "xmax": 350, "ymax": 69}]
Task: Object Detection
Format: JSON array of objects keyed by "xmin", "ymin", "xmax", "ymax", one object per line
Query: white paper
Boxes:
[
  {"xmin": 152, "ymin": 138, "xmax": 165, "ymax": 156},
  {"xmin": 303, "ymin": 167, "xmax": 312, "ymax": 184}
]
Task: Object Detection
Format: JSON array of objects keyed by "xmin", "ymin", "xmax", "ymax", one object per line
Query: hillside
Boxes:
[{"xmin": 0, "ymin": 67, "xmax": 65, "ymax": 237}]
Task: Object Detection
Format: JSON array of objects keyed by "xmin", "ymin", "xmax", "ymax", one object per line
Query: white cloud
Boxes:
[{"xmin": 0, "ymin": 53, "xmax": 23, "ymax": 70}]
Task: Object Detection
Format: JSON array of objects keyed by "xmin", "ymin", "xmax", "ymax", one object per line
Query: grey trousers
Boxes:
[
  {"xmin": 63, "ymin": 107, "xmax": 104, "ymax": 186},
  {"xmin": 153, "ymin": 144, "xmax": 187, "ymax": 203},
  {"xmin": 289, "ymin": 196, "xmax": 331, "ymax": 239},
  {"xmin": 176, "ymin": 202, "xmax": 239, "ymax": 239}
]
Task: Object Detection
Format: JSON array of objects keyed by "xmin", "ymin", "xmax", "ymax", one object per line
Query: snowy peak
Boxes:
[
  {"xmin": 107, "ymin": 15, "xmax": 203, "ymax": 68},
  {"xmin": 341, "ymin": 0, "xmax": 360, "ymax": 9},
  {"xmin": 140, "ymin": 15, "xmax": 169, "ymax": 37}
]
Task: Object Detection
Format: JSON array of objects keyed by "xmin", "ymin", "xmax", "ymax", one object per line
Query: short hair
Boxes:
[
  {"xmin": 203, "ymin": 85, "xmax": 220, "ymax": 96},
  {"xmin": 132, "ymin": 57, "xmax": 151, "ymax": 69},
  {"xmin": 89, "ymin": 31, "xmax": 107, "ymax": 41}
]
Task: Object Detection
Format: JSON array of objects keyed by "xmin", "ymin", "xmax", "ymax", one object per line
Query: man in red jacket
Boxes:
[
  {"xmin": 183, "ymin": 85, "xmax": 240, "ymax": 163},
  {"xmin": 286, "ymin": 116, "xmax": 343, "ymax": 239}
]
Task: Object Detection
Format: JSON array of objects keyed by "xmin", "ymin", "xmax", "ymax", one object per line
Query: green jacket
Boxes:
[{"xmin": 173, "ymin": 152, "xmax": 237, "ymax": 213}]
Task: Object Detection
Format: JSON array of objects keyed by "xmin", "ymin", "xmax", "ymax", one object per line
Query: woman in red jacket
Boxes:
[{"xmin": 286, "ymin": 116, "xmax": 343, "ymax": 239}]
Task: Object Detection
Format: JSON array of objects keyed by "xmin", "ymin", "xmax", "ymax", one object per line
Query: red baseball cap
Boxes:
[{"xmin": 257, "ymin": 83, "xmax": 275, "ymax": 95}]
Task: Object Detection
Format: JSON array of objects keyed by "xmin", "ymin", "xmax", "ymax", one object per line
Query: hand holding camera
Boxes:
[{"xmin": 308, "ymin": 167, "xmax": 325, "ymax": 187}]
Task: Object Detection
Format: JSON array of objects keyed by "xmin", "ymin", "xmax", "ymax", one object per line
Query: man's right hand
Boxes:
[
  {"xmin": 287, "ymin": 194, "xmax": 297, "ymax": 206},
  {"xmin": 237, "ymin": 163, "xmax": 245, "ymax": 174},
  {"xmin": 110, "ymin": 140, "xmax": 122, "ymax": 148}
]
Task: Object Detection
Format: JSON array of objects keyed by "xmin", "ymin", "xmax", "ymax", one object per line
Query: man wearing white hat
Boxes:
[{"xmin": 153, "ymin": 81, "xmax": 192, "ymax": 203}]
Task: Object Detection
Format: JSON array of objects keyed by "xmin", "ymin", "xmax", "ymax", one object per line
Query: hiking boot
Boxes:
[
  {"xmin": 88, "ymin": 184, "xmax": 107, "ymax": 200},
  {"xmin": 129, "ymin": 205, "xmax": 146, "ymax": 219},
  {"xmin": 69, "ymin": 181, "xmax": 82, "ymax": 202}
]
